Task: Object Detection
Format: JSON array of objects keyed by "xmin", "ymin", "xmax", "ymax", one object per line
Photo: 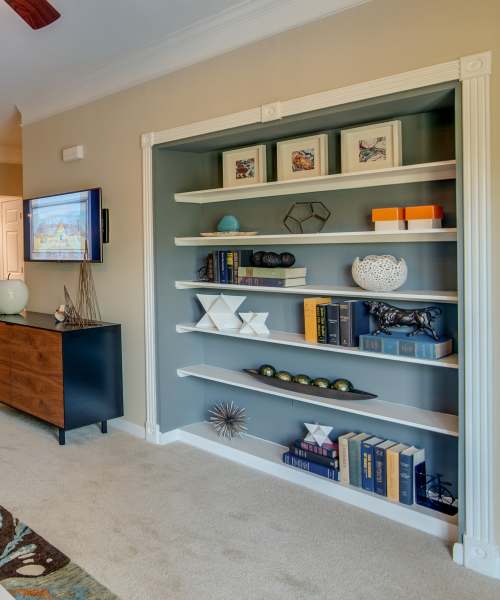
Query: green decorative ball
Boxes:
[
  {"xmin": 275, "ymin": 370, "xmax": 293, "ymax": 382},
  {"xmin": 312, "ymin": 377, "xmax": 330, "ymax": 388},
  {"xmin": 330, "ymin": 378, "xmax": 354, "ymax": 392},
  {"xmin": 293, "ymin": 374, "xmax": 311, "ymax": 385},
  {"xmin": 259, "ymin": 364, "xmax": 276, "ymax": 377}
]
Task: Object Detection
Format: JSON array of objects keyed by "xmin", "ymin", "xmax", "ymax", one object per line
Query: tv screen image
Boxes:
[{"xmin": 24, "ymin": 189, "xmax": 103, "ymax": 262}]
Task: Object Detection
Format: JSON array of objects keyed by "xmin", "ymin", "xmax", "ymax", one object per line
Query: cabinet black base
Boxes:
[{"xmin": 58, "ymin": 420, "xmax": 109, "ymax": 445}]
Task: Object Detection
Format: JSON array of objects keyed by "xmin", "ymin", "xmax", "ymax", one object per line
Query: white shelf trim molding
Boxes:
[
  {"xmin": 142, "ymin": 132, "xmax": 160, "ymax": 444},
  {"xmin": 158, "ymin": 422, "xmax": 458, "ymax": 541},
  {"xmin": 175, "ymin": 228, "xmax": 457, "ymax": 247},
  {"xmin": 174, "ymin": 160, "xmax": 456, "ymax": 203},
  {"xmin": 457, "ymin": 51, "xmax": 499, "ymax": 580},
  {"xmin": 175, "ymin": 281, "xmax": 458, "ymax": 304},
  {"xmin": 176, "ymin": 323, "xmax": 459, "ymax": 369},
  {"xmin": 177, "ymin": 364, "xmax": 459, "ymax": 437},
  {"xmin": 141, "ymin": 51, "xmax": 496, "ymax": 577}
]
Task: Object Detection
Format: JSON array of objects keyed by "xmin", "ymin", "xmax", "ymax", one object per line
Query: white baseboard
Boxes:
[
  {"xmin": 462, "ymin": 535, "xmax": 500, "ymax": 580},
  {"xmin": 158, "ymin": 422, "xmax": 457, "ymax": 542},
  {"xmin": 109, "ymin": 418, "xmax": 146, "ymax": 439}
]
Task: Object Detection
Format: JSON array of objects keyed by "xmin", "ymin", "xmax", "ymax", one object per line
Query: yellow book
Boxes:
[
  {"xmin": 386, "ymin": 443, "xmax": 409, "ymax": 502},
  {"xmin": 304, "ymin": 297, "xmax": 331, "ymax": 343}
]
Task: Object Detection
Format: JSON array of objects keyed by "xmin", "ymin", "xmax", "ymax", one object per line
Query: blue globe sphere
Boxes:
[{"xmin": 217, "ymin": 215, "xmax": 240, "ymax": 232}]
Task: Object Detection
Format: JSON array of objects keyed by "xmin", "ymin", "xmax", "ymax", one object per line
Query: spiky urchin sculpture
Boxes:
[{"xmin": 209, "ymin": 402, "xmax": 247, "ymax": 439}]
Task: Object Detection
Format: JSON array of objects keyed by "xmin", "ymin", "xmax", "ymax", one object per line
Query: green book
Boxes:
[{"xmin": 238, "ymin": 266, "xmax": 307, "ymax": 279}]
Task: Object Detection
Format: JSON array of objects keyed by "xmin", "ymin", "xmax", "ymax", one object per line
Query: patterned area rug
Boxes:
[{"xmin": 0, "ymin": 505, "xmax": 118, "ymax": 599}]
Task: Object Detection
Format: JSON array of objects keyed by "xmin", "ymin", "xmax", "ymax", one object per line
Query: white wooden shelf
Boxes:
[
  {"xmin": 173, "ymin": 422, "xmax": 458, "ymax": 541},
  {"xmin": 175, "ymin": 281, "xmax": 458, "ymax": 304},
  {"xmin": 174, "ymin": 160, "xmax": 456, "ymax": 204},
  {"xmin": 176, "ymin": 323, "xmax": 459, "ymax": 369},
  {"xmin": 177, "ymin": 364, "xmax": 459, "ymax": 437},
  {"xmin": 175, "ymin": 228, "xmax": 457, "ymax": 247}
]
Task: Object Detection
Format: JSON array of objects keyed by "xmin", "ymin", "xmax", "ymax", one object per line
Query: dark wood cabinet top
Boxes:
[{"xmin": 0, "ymin": 311, "xmax": 118, "ymax": 333}]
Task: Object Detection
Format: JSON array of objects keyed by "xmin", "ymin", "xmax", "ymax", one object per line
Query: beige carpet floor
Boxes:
[{"xmin": 1, "ymin": 405, "xmax": 499, "ymax": 600}]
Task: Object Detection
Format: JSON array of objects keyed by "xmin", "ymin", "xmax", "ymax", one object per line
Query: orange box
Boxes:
[
  {"xmin": 371, "ymin": 207, "xmax": 405, "ymax": 222},
  {"xmin": 405, "ymin": 205, "xmax": 443, "ymax": 220}
]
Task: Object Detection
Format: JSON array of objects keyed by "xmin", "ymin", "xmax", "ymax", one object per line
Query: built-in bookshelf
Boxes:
[
  {"xmin": 175, "ymin": 281, "xmax": 458, "ymax": 303},
  {"xmin": 155, "ymin": 82, "xmax": 461, "ymax": 538},
  {"xmin": 176, "ymin": 323, "xmax": 459, "ymax": 369},
  {"xmin": 177, "ymin": 422, "xmax": 458, "ymax": 540},
  {"xmin": 175, "ymin": 228, "xmax": 457, "ymax": 247},
  {"xmin": 178, "ymin": 364, "xmax": 458, "ymax": 437},
  {"xmin": 174, "ymin": 160, "xmax": 456, "ymax": 204}
]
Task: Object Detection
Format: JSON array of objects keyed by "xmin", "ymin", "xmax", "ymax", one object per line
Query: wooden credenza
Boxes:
[{"xmin": 0, "ymin": 312, "xmax": 123, "ymax": 444}]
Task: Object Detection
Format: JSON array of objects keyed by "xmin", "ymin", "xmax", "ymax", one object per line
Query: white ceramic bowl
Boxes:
[{"xmin": 352, "ymin": 255, "xmax": 408, "ymax": 292}]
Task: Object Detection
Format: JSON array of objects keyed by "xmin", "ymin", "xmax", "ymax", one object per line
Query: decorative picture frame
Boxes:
[
  {"xmin": 222, "ymin": 145, "xmax": 267, "ymax": 188},
  {"xmin": 277, "ymin": 134, "xmax": 328, "ymax": 181},
  {"xmin": 341, "ymin": 120, "xmax": 402, "ymax": 173}
]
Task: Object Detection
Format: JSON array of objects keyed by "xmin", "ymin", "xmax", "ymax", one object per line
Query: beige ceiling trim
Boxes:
[{"xmin": 18, "ymin": 0, "xmax": 370, "ymax": 126}]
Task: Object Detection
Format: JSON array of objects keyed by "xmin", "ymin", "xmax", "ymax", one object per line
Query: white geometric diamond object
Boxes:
[
  {"xmin": 195, "ymin": 293, "xmax": 246, "ymax": 331},
  {"xmin": 239, "ymin": 312, "xmax": 270, "ymax": 336},
  {"xmin": 304, "ymin": 423, "xmax": 333, "ymax": 447}
]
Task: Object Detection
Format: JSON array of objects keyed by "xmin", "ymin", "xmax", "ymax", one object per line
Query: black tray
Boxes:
[{"xmin": 244, "ymin": 369, "xmax": 377, "ymax": 401}]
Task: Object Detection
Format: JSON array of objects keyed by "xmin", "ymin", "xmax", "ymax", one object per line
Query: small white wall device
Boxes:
[{"xmin": 62, "ymin": 145, "xmax": 85, "ymax": 162}]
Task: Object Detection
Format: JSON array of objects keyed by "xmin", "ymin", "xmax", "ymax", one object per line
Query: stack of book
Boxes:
[
  {"xmin": 339, "ymin": 432, "xmax": 426, "ymax": 505},
  {"xmin": 283, "ymin": 430, "xmax": 429, "ymax": 508},
  {"xmin": 304, "ymin": 298, "xmax": 370, "ymax": 347},
  {"xmin": 207, "ymin": 250, "xmax": 253, "ymax": 284},
  {"xmin": 360, "ymin": 332, "xmax": 453, "ymax": 360},
  {"xmin": 237, "ymin": 266, "xmax": 307, "ymax": 288},
  {"xmin": 282, "ymin": 437, "xmax": 339, "ymax": 480}
]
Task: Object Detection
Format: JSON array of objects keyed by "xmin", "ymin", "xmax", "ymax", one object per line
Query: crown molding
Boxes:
[
  {"xmin": 0, "ymin": 145, "xmax": 22, "ymax": 165},
  {"xmin": 18, "ymin": 0, "xmax": 370, "ymax": 126}
]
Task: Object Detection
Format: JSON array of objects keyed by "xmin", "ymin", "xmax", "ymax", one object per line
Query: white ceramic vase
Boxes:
[
  {"xmin": 0, "ymin": 278, "xmax": 29, "ymax": 314},
  {"xmin": 352, "ymin": 255, "xmax": 408, "ymax": 292}
]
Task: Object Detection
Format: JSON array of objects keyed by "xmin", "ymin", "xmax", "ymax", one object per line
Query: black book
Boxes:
[
  {"xmin": 316, "ymin": 304, "xmax": 327, "ymax": 344},
  {"xmin": 326, "ymin": 303, "xmax": 340, "ymax": 345},
  {"xmin": 339, "ymin": 300, "xmax": 370, "ymax": 347},
  {"xmin": 290, "ymin": 444, "xmax": 339, "ymax": 470}
]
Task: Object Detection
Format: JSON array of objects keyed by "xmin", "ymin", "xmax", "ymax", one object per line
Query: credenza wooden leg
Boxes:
[
  {"xmin": 58, "ymin": 429, "xmax": 66, "ymax": 446},
  {"xmin": 101, "ymin": 420, "xmax": 108, "ymax": 434}
]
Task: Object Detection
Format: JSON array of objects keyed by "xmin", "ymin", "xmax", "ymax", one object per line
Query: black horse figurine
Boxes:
[{"xmin": 365, "ymin": 300, "xmax": 442, "ymax": 340}]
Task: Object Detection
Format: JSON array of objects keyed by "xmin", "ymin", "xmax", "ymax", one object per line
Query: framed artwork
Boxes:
[
  {"xmin": 341, "ymin": 120, "xmax": 402, "ymax": 173},
  {"xmin": 222, "ymin": 145, "xmax": 267, "ymax": 188},
  {"xmin": 277, "ymin": 134, "xmax": 328, "ymax": 181}
]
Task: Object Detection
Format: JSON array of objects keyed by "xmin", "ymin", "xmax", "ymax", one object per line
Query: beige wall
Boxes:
[
  {"xmin": 0, "ymin": 163, "xmax": 22, "ymax": 196},
  {"xmin": 22, "ymin": 0, "xmax": 499, "ymax": 537}
]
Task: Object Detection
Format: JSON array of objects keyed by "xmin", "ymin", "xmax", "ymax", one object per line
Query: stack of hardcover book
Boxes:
[
  {"xmin": 283, "ymin": 430, "xmax": 436, "ymax": 509},
  {"xmin": 237, "ymin": 266, "xmax": 307, "ymax": 288},
  {"xmin": 338, "ymin": 432, "xmax": 426, "ymax": 505},
  {"xmin": 304, "ymin": 298, "xmax": 370, "ymax": 347},
  {"xmin": 360, "ymin": 332, "xmax": 453, "ymax": 360},
  {"xmin": 207, "ymin": 250, "xmax": 254, "ymax": 284},
  {"xmin": 282, "ymin": 437, "xmax": 339, "ymax": 480}
]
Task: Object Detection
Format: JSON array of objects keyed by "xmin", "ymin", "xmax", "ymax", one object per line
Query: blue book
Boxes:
[
  {"xmin": 282, "ymin": 452, "xmax": 339, "ymax": 481},
  {"xmin": 361, "ymin": 437, "xmax": 383, "ymax": 492},
  {"xmin": 348, "ymin": 433, "xmax": 371, "ymax": 487},
  {"xmin": 399, "ymin": 447, "xmax": 425, "ymax": 505},
  {"xmin": 339, "ymin": 300, "xmax": 370, "ymax": 347},
  {"xmin": 359, "ymin": 332, "xmax": 453, "ymax": 360},
  {"xmin": 374, "ymin": 440, "xmax": 397, "ymax": 496},
  {"xmin": 220, "ymin": 251, "xmax": 228, "ymax": 284}
]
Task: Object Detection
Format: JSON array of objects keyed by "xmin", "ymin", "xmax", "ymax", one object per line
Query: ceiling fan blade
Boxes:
[{"xmin": 4, "ymin": 0, "xmax": 60, "ymax": 30}]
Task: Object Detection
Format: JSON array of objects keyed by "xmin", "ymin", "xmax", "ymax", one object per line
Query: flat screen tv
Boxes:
[{"xmin": 24, "ymin": 188, "xmax": 103, "ymax": 262}]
